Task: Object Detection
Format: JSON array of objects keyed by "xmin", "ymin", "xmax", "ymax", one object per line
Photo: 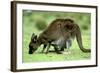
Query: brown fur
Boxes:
[{"xmin": 28, "ymin": 18, "xmax": 91, "ymax": 54}]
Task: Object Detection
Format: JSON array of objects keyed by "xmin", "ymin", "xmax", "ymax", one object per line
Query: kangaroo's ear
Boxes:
[
  {"xmin": 31, "ymin": 33, "xmax": 35, "ymax": 40},
  {"xmin": 34, "ymin": 35, "xmax": 37, "ymax": 39},
  {"xmin": 31, "ymin": 33, "xmax": 37, "ymax": 43},
  {"xmin": 32, "ymin": 35, "xmax": 37, "ymax": 43}
]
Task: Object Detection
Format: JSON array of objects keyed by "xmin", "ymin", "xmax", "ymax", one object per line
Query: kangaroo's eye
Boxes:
[
  {"xmin": 34, "ymin": 40, "xmax": 37, "ymax": 43},
  {"xmin": 32, "ymin": 39, "xmax": 37, "ymax": 43}
]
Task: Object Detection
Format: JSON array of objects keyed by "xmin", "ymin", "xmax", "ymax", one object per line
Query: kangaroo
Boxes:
[{"xmin": 28, "ymin": 18, "xmax": 91, "ymax": 54}]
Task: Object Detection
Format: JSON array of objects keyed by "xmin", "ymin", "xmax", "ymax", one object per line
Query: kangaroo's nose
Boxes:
[
  {"xmin": 29, "ymin": 44, "xmax": 33, "ymax": 54},
  {"xmin": 28, "ymin": 50, "xmax": 33, "ymax": 54}
]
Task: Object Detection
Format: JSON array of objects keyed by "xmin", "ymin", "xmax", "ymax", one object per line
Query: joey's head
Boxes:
[{"xmin": 28, "ymin": 33, "xmax": 39, "ymax": 54}]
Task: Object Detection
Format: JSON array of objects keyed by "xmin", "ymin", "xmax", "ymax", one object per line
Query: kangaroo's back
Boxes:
[
  {"xmin": 39, "ymin": 19, "xmax": 75, "ymax": 41},
  {"xmin": 39, "ymin": 19, "xmax": 65, "ymax": 40}
]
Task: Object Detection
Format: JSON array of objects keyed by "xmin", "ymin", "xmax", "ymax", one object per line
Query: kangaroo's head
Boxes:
[{"xmin": 28, "ymin": 33, "xmax": 39, "ymax": 54}]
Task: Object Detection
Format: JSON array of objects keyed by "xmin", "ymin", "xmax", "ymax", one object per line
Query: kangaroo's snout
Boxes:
[{"xmin": 28, "ymin": 45, "xmax": 34, "ymax": 54}]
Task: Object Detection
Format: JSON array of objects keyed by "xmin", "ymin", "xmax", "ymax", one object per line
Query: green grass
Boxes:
[
  {"xmin": 22, "ymin": 10, "xmax": 91, "ymax": 63},
  {"xmin": 23, "ymin": 35, "xmax": 91, "ymax": 62}
]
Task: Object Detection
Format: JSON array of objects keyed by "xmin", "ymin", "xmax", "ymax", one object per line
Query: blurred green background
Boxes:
[{"xmin": 22, "ymin": 10, "xmax": 91, "ymax": 63}]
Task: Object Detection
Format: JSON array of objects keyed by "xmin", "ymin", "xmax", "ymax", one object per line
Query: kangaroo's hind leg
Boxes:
[{"xmin": 52, "ymin": 44, "xmax": 63, "ymax": 54}]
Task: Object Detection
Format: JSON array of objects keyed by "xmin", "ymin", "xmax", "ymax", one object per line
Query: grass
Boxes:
[
  {"xmin": 22, "ymin": 10, "xmax": 91, "ymax": 63},
  {"xmin": 23, "ymin": 36, "xmax": 91, "ymax": 62}
]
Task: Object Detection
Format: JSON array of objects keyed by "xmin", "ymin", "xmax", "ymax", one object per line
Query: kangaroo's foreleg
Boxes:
[
  {"xmin": 45, "ymin": 43, "xmax": 51, "ymax": 54},
  {"xmin": 41, "ymin": 44, "xmax": 47, "ymax": 53}
]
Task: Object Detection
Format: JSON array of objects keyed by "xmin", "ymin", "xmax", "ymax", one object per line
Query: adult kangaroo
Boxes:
[{"xmin": 28, "ymin": 18, "xmax": 91, "ymax": 54}]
